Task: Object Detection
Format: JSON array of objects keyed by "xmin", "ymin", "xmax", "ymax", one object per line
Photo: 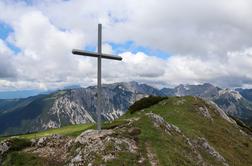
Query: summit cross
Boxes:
[{"xmin": 72, "ymin": 24, "xmax": 122, "ymax": 131}]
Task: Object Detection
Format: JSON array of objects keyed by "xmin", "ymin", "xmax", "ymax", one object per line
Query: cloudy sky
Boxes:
[{"xmin": 0, "ymin": 0, "xmax": 252, "ymax": 91}]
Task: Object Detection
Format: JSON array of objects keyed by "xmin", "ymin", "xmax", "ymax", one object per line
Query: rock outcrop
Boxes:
[
  {"xmin": 147, "ymin": 112, "xmax": 181, "ymax": 135},
  {"xmin": 0, "ymin": 139, "xmax": 11, "ymax": 164},
  {"xmin": 70, "ymin": 129, "xmax": 138, "ymax": 165}
]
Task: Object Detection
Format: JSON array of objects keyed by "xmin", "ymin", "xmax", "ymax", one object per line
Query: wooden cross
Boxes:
[{"xmin": 72, "ymin": 24, "xmax": 122, "ymax": 131}]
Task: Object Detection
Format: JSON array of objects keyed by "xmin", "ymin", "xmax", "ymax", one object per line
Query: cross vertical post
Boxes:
[
  {"xmin": 72, "ymin": 24, "xmax": 122, "ymax": 132},
  {"xmin": 97, "ymin": 24, "xmax": 102, "ymax": 131}
]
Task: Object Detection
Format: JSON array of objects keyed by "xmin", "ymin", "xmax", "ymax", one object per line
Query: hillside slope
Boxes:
[
  {"xmin": 161, "ymin": 83, "xmax": 252, "ymax": 127},
  {"xmin": 1, "ymin": 96, "xmax": 252, "ymax": 166}
]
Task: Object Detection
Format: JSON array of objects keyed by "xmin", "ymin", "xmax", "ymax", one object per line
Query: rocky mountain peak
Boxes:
[{"xmin": 219, "ymin": 88, "xmax": 243, "ymax": 100}]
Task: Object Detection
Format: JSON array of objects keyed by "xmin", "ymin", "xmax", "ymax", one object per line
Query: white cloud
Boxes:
[
  {"xmin": 102, "ymin": 43, "xmax": 113, "ymax": 54},
  {"xmin": 33, "ymin": 0, "xmax": 252, "ymax": 55},
  {"xmin": 0, "ymin": 0, "xmax": 252, "ymax": 90},
  {"xmin": 102, "ymin": 48, "xmax": 252, "ymax": 88},
  {"xmin": 12, "ymin": 11, "xmax": 86, "ymax": 82},
  {"xmin": 162, "ymin": 48, "xmax": 252, "ymax": 88}
]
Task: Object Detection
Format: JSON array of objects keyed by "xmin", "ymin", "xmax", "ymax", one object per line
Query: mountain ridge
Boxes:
[{"xmin": 0, "ymin": 81, "xmax": 252, "ymax": 135}]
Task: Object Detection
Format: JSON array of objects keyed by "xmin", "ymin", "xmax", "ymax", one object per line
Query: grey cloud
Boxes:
[
  {"xmin": 0, "ymin": 61, "xmax": 16, "ymax": 78},
  {"xmin": 0, "ymin": 41, "xmax": 16, "ymax": 78}
]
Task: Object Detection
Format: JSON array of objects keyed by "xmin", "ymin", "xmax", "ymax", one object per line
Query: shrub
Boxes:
[
  {"xmin": 7, "ymin": 138, "xmax": 31, "ymax": 152},
  {"xmin": 129, "ymin": 96, "xmax": 168, "ymax": 114},
  {"xmin": 229, "ymin": 115, "xmax": 252, "ymax": 134}
]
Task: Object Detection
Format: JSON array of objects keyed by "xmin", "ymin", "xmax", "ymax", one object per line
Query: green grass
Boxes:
[
  {"xmin": 0, "ymin": 135, "xmax": 9, "ymax": 142},
  {"xmin": 101, "ymin": 119, "xmax": 129, "ymax": 130},
  {"xmin": 137, "ymin": 96, "xmax": 252, "ymax": 166},
  {"xmin": 0, "ymin": 123, "xmax": 93, "ymax": 141},
  {"xmin": 105, "ymin": 152, "xmax": 141, "ymax": 166},
  {"xmin": 135, "ymin": 115, "xmax": 198, "ymax": 166},
  {"xmin": 2, "ymin": 152, "xmax": 51, "ymax": 166},
  {"xmin": 6, "ymin": 138, "xmax": 31, "ymax": 151},
  {"xmin": 0, "ymin": 120, "xmax": 128, "ymax": 142},
  {"xmin": 0, "ymin": 138, "xmax": 35, "ymax": 166},
  {"xmin": 118, "ymin": 96, "xmax": 252, "ymax": 165}
]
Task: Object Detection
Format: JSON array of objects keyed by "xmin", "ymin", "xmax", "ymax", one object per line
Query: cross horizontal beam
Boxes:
[{"xmin": 72, "ymin": 49, "xmax": 122, "ymax": 61}]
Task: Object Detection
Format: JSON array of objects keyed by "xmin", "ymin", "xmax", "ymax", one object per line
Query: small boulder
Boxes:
[
  {"xmin": 51, "ymin": 134, "xmax": 63, "ymax": 139},
  {"xmin": 0, "ymin": 140, "xmax": 11, "ymax": 155},
  {"xmin": 128, "ymin": 127, "xmax": 141, "ymax": 136},
  {"xmin": 37, "ymin": 137, "xmax": 48, "ymax": 147}
]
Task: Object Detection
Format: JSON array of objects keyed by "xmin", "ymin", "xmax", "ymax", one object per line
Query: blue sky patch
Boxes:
[
  {"xmin": 108, "ymin": 41, "xmax": 170, "ymax": 59},
  {"xmin": 0, "ymin": 21, "xmax": 13, "ymax": 40},
  {"xmin": 85, "ymin": 45, "xmax": 96, "ymax": 52},
  {"xmin": 84, "ymin": 41, "xmax": 170, "ymax": 59},
  {"xmin": 6, "ymin": 42, "xmax": 21, "ymax": 54},
  {"xmin": 20, "ymin": 0, "xmax": 34, "ymax": 5},
  {"xmin": 0, "ymin": 21, "xmax": 21, "ymax": 54}
]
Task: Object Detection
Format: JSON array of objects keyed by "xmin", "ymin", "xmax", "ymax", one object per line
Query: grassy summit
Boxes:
[
  {"xmin": 1, "ymin": 96, "xmax": 252, "ymax": 166},
  {"xmin": 128, "ymin": 96, "xmax": 252, "ymax": 165}
]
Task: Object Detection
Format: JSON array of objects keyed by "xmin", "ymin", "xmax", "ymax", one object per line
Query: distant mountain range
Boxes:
[
  {"xmin": 0, "ymin": 84, "xmax": 81, "ymax": 99},
  {"xmin": 0, "ymin": 81, "xmax": 252, "ymax": 135},
  {"xmin": 0, "ymin": 90, "xmax": 45, "ymax": 99}
]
